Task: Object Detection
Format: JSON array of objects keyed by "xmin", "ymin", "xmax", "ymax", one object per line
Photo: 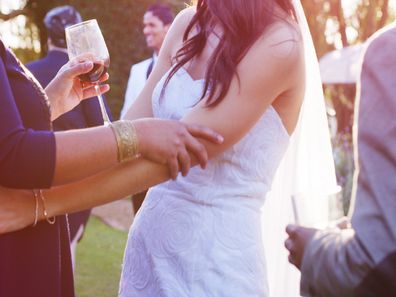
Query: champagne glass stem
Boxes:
[{"xmin": 94, "ymin": 84, "xmax": 111, "ymax": 126}]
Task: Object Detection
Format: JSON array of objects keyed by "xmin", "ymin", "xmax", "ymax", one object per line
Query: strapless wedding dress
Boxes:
[{"xmin": 119, "ymin": 67, "xmax": 290, "ymax": 297}]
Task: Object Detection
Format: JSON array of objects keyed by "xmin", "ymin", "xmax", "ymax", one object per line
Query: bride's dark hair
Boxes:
[{"xmin": 163, "ymin": 0, "xmax": 297, "ymax": 107}]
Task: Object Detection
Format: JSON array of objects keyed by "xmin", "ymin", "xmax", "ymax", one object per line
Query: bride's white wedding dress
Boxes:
[{"xmin": 118, "ymin": 66, "xmax": 290, "ymax": 297}]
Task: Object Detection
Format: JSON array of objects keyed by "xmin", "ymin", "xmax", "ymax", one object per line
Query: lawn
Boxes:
[{"xmin": 74, "ymin": 217, "xmax": 128, "ymax": 297}]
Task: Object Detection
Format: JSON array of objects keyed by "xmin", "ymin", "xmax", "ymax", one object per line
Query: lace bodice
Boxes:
[{"xmin": 151, "ymin": 67, "xmax": 290, "ymax": 202}]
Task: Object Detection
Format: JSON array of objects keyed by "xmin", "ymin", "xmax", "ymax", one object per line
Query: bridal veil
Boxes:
[{"xmin": 262, "ymin": 0, "xmax": 339, "ymax": 296}]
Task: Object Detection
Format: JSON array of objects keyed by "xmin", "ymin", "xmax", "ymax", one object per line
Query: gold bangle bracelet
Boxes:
[
  {"xmin": 34, "ymin": 189, "xmax": 56, "ymax": 225},
  {"xmin": 110, "ymin": 120, "xmax": 139, "ymax": 163},
  {"xmin": 32, "ymin": 190, "xmax": 39, "ymax": 227}
]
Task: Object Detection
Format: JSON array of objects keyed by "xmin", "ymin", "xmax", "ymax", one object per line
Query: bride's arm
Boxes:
[
  {"xmin": 182, "ymin": 26, "xmax": 304, "ymax": 158},
  {"xmin": 129, "ymin": 6, "xmax": 304, "ymax": 157}
]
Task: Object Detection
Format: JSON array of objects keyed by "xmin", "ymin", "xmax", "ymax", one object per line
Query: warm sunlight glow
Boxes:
[
  {"xmin": 0, "ymin": 0, "xmax": 40, "ymax": 51},
  {"xmin": 344, "ymin": 0, "xmax": 396, "ymax": 14}
]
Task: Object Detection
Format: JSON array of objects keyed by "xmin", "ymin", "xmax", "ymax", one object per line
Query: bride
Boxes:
[
  {"xmin": 0, "ymin": 0, "xmax": 335, "ymax": 295},
  {"xmin": 118, "ymin": 0, "xmax": 337, "ymax": 296}
]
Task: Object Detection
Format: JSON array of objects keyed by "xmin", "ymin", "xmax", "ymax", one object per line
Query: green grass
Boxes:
[{"xmin": 74, "ymin": 217, "xmax": 128, "ymax": 297}]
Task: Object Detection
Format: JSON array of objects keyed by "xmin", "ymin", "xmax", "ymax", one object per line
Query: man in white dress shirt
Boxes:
[
  {"xmin": 121, "ymin": 4, "xmax": 174, "ymax": 214},
  {"xmin": 120, "ymin": 4, "xmax": 174, "ymax": 118}
]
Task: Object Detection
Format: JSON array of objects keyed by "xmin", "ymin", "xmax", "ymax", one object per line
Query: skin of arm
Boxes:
[{"xmin": 0, "ymin": 8, "xmax": 304, "ymax": 233}]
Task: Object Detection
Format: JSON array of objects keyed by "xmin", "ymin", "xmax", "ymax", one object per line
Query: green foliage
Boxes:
[
  {"xmin": 331, "ymin": 131, "xmax": 354, "ymax": 214},
  {"xmin": 74, "ymin": 217, "xmax": 128, "ymax": 297},
  {"xmin": 301, "ymin": 0, "xmax": 335, "ymax": 57},
  {"xmin": 11, "ymin": 47, "xmax": 40, "ymax": 64}
]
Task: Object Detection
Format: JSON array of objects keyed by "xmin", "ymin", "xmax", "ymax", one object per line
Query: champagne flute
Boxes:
[
  {"xmin": 65, "ymin": 19, "xmax": 111, "ymax": 125},
  {"xmin": 291, "ymin": 186, "xmax": 343, "ymax": 228}
]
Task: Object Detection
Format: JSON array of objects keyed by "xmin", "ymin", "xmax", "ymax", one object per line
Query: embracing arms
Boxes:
[{"xmin": 0, "ymin": 46, "xmax": 222, "ymax": 188}]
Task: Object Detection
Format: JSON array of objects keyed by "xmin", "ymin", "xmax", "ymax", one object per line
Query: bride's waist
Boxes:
[{"xmin": 149, "ymin": 180, "xmax": 270, "ymax": 203}]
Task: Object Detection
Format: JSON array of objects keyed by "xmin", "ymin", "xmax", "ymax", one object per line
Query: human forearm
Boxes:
[
  {"xmin": 48, "ymin": 158, "xmax": 169, "ymax": 216},
  {"xmin": 52, "ymin": 125, "xmax": 118, "ymax": 185},
  {"xmin": 0, "ymin": 158, "xmax": 169, "ymax": 234}
]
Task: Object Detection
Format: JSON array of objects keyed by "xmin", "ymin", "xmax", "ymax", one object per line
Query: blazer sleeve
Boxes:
[
  {"xmin": 350, "ymin": 27, "xmax": 396, "ymax": 292},
  {"xmin": 0, "ymin": 55, "xmax": 56, "ymax": 189}
]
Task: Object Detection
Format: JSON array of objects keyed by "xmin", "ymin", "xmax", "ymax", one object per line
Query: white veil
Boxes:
[{"xmin": 261, "ymin": 0, "xmax": 338, "ymax": 296}]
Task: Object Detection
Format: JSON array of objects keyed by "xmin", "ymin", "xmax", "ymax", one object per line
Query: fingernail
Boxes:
[
  {"xmin": 84, "ymin": 61, "xmax": 93, "ymax": 68},
  {"xmin": 217, "ymin": 135, "xmax": 224, "ymax": 143}
]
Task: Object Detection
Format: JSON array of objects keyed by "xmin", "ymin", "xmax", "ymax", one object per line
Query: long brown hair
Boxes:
[{"xmin": 163, "ymin": 0, "xmax": 297, "ymax": 107}]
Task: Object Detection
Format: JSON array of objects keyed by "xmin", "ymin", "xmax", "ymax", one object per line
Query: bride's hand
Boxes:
[
  {"xmin": 134, "ymin": 119, "xmax": 223, "ymax": 179},
  {"xmin": 45, "ymin": 55, "xmax": 110, "ymax": 121}
]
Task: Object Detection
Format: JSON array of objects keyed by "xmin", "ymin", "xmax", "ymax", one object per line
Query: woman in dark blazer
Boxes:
[{"xmin": 0, "ymin": 36, "xmax": 222, "ymax": 297}]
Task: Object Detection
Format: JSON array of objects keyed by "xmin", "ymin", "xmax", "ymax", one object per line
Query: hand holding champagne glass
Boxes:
[{"xmin": 66, "ymin": 19, "xmax": 111, "ymax": 125}]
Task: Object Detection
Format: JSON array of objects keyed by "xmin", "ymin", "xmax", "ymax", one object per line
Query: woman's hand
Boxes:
[
  {"xmin": 134, "ymin": 119, "xmax": 224, "ymax": 179},
  {"xmin": 0, "ymin": 187, "xmax": 34, "ymax": 234},
  {"xmin": 45, "ymin": 56, "xmax": 110, "ymax": 121}
]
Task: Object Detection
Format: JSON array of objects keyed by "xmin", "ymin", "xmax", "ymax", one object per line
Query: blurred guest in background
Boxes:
[
  {"xmin": 121, "ymin": 3, "xmax": 174, "ymax": 214},
  {"xmin": 121, "ymin": 4, "xmax": 174, "ymax": 118}
]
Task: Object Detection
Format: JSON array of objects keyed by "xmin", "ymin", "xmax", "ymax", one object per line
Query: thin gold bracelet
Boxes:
[
  {"xmin": 32, "ymin": 190, "xmax": 39, "ymax": 227},
  {"xmin": 110, "ymin": 120, "xmax": 139, "ymax": 163},
  {"xmin": 34, "ymin": 189, "xmax": 56, "ymax": 225}
]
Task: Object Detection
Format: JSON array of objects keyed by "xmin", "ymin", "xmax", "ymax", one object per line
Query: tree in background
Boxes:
[
  {"xmin": 0, "ymin": 0, "xmax": 53, "ymax": 62},
  {"xmin": 302, "ymin": 0, "xmax": 393, "ymax": 55},
  {"xmin": 302, "ymin": 0, "xmax": 394, "ymax": 133}
]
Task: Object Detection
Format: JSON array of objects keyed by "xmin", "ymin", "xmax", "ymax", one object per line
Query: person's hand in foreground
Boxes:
[
  {"xmin": 134, "ymin": 119, "xmax": 224, "ymax": 179},
  {"xmin": 285, "ymin": 224, "xmax": 318, "ymax": 270},
  {"xmin": 45, "ymin": 54, "xmax": 110, "ymax": 120}
]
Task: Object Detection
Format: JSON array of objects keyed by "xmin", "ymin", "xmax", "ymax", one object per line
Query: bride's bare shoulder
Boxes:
[
  {"xmin": 163, "ymin": 6, "xmax": 197, "ymax": 59},
  {"xmin": 239, "ymin": 20, "xmax": 303, "ymax": 82},
  {"xmin": 176, "ymin": 6, "xmax": 197, "ymax": 22},
  {"xmin": 169, "ymin": 6, "xmax": 197, "ymax": 36},
  {"xmin": 261, "ymin": 20, "xmax": 303, "ymax": 60}
]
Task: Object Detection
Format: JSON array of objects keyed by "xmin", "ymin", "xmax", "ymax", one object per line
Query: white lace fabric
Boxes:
[{"xmin": 119, "ymin": 66, "xmax": 290, "ymax": 297}]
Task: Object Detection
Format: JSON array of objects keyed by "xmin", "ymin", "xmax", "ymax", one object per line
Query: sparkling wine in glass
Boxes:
[{"xmin": 65, "ymin": 19, "xmax": 111, "ymax": 125}]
